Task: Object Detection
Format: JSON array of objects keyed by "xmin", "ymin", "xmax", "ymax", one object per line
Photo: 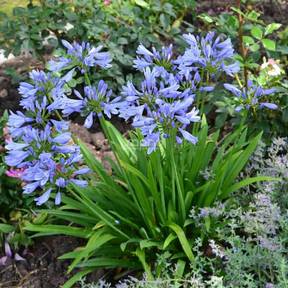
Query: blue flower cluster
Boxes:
[
  {"xmin": 5, "ymin": 70, "xmax": 89, "ymax": 205},
  {"xmin": 47, "ymin": 40, "xmax": 122, "ymax": 129},
  {"xmin": 62, "ymin": 80, "xmax": 121, "ymax": 128},
  {"xmin": 119, "ymin": 67, "xmax": 200, "ymax": 154},
  {"xmin": 176, "ymin": 32, "xmax": 240, "ymax": 77},
  {"xmin": 224, "ymin": 80, "xmax": 277, "ymax": 112},
  {"xmin": 117, "ymin": 32, "xmax": 239, "ymax": 153},
  {"xmin": 133, "ymin": 44, "xmax": 174, "ymax": 78},
  {"xmin": 6, "ymin": 33, "xmax": 242, "ymax": 196},
  {"xmin": 49, "ymin": 40, "xmax": 112, "ymax": 73}
]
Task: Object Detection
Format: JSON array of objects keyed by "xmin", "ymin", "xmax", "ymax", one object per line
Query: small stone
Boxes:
[
  {"xmin": 0, "ymin": 89, "xmax": 8, "ymax": 98},
  {"xmin": 69, "ymin": 123, "xmax": 92, "ymax": 143},
  {"xmin": 102, "ymin": 151, "xmax": 114, "ymax": 173},
  {"xmin": 91, "ymin": 132, "xmax": 106, "ymax": 149}
]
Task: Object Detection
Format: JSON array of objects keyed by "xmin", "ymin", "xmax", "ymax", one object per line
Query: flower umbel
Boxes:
[
  {"xmin": 62, "ymin": 80, "xmax": 121, "ymax": 128},
  {"xmin": 224, "ymin": 80, "xmax": 278, "ymax": 112},
  {"xmin": 119, "ymin": 67, "xmax": 200, "ymax": 154},
  {"xmin": 49, "ymin": 40, "xmax": 112, "ymax": 73},
  {"xmin": 5, "ymin": 68, "xmax": 89, "ymax": 205}
]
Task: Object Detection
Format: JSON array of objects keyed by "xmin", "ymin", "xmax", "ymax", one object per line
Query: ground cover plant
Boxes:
[{"xmin": 0, "ymin": 1, "xmax": 287, "ymax": 287}]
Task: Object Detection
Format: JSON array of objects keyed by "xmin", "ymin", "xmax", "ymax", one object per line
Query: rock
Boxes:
[
  {"xmin": 0, "ymin": 89, "xmax": 8, "ymax": 98},
  {"xmin": 90, "ymin": 132, "xmax": 107, "ymax": 149},
  {"xmin": 102, "ymin": 151, "xmax": 116, "ymax": 173},
  {"xmin": 0, "ymin": 49, "xmax": 15, "ymax": 65},
  {"xmin": 69, "ymin": 122, "xmax": 92, "ymax": 143}
]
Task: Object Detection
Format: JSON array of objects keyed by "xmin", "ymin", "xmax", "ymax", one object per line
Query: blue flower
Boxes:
[
  {"xmin": 175, "ymin": 32, "xmax": 239, "ymax": 77},
  {"xmin": 5, "ymin": 150, "xmax": 30, "ymax": 167},
  {"xmin": 62, "ymin": 80, "xmax": 120, "ymax": 128},
  {"xmin": 133, "ymin": 43, "xmax": 174, "ymax": 79},
  {"xmin": 18, "ymin": 69, "xmax": 73, "ymax": 113},
  {"xmin": 23, "ymin": 182, "xmax": 40, "ymax": 194},
  {"xmin": 119, "ymin": 67, "xmax": 200, "ymax": 154},
  {"xmin": 5, "ymin": 121, "xmax": 89, "ymax": 205},
  {"xmin": 8, "ymin": 111, "xmax": 33, "ymax": 129},
  {"xmin": 48, "ymin": 40, "xmax": 112, "ymax": 73},
  {"xmin": 224, "ymin": 81, "xmax": 277, "ymax": 112},
  {"xmin": 142, "ymin": 132, "xmax": 160, "ymax": 154},
  {"xmin": 35, "ymin": 188, "xmax": 52, "ymax": 206}
]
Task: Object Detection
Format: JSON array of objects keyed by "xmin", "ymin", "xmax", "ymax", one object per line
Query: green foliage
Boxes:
[
  {"xmin": 0, "ymin": 0, "xmax": 194, "ymax": 89},
  {"xmin": 198, "ymin": 4, "xmax": 288, "ymax": 138},
  {"xmin": 0, "ymin": 1, "xmax": 68, "ymax": 57},
  {"xmin": 80, "ymin": 141, "xmax": 288, "ymax": 287},
  {"xmin": 0, "ymin": 111, "xmax": 34, "ymax": 250},
  {"xmin": 24, "ymin": 117, "xmax": 272, "ymax": 287}
]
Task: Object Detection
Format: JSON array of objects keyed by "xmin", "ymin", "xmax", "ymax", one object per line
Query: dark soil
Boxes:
[
  {"xmin": 0, "ymin": 236, "xmax": 85, "ymax": 288},
  {"xmin": 0, "ymin": 56, "xmax": 44, "ymax": 116}
]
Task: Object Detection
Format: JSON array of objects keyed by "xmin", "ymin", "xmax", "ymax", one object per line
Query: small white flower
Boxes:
[{"xmin": 260, "ymin": 57, "xmax": 282, "ymax": 76}]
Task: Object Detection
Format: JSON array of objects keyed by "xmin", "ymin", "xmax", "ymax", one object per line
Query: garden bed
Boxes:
[{"xmin": 0, "ymin": 1, "xmax": 288, "ymax": 288}]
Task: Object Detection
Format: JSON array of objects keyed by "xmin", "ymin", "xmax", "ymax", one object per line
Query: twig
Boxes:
[
  {"xmin": 17, "ymin": 269, "xmax": 43, "ymax": 288},
  {"xmin": 0, "ymin": 264, "xmax": 13, "ymax": 275},
  {"xmin": 236, "ymin": 0, "xmax": 248, "ymax": 89}
]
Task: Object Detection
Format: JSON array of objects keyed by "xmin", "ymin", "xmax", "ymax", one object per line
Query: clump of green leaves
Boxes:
[{"xmin": 25, "ymin": 118, "xmax": 273, "ymax": 287}]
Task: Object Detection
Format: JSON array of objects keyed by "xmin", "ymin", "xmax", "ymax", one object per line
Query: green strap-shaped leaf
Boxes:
[
  {"xmin": 25, "ymin": 223, "xmax": 91, "ymax": 238},
  {"xmin": 222, "ymin": 176, "xmax": 280, "ymax": 198},
  {"xmin": 62, "ymin": 268, "xmax": 94, "ymax": 288},
  {"xmin": 135, "ymin": 248, "xmax": 153, "ymax": 280},
  {"xmin": 0, "ymin": 223, "xmax": 15, "ymax": 233},
  {"xmin": 168, "ymin": 223, "xmax": 194, "ymax": 262}
]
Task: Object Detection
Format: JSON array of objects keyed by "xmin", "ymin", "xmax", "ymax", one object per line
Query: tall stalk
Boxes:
[{"xmin": 236, "ymin": 0, "xmax": 248, "ymax": 90}]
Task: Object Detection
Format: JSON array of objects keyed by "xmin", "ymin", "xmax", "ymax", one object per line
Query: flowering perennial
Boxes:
[
  {"xmin": 5, "ymin": 70, "xmax": 89, "ymax": 205},
  {"xmin": 119, "ymin": 67, "xmax": 200, "ymax": 153},
  {"xmin": 5, "ymin": 32, "xmax": 272, "ymax": 203},
  {"xmin": 175, "ymin": 32, "xmax": 240, "ymax": 77},
  {"xmin": 62, "ymin": 81, "xmax": 121, "ymax": 128},
  {"xmin": 118, "ymin": 32, "xmax": 240, "ymax": 153},
  {"xmin": 49, "ymin": 40, "xmax": 112, "ymax": 73},
  {"xmin": 224, "ymin": 80, "xmax": 277, "ymax": 112}
]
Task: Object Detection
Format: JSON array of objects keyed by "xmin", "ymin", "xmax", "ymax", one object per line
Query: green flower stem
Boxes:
[
  {"xmin": 168, "ymin": 134, "xmax": 186, "ymax": 225},
  {"xmin": 84, "ymin": 71, "xmax": 92, "ymax": 86}
]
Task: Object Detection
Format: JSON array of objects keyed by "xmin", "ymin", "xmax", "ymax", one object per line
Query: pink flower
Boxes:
[
  {"xmin": 104, "ymin": 0, "xmax": 111, "ymax": 6},
  {"xmin": 3, "ymin": 126, "xmax": 12, "ymax": 143},
  {"xmin": 6, "ymin": 168, "xmax": 25, "ymax": 179}
]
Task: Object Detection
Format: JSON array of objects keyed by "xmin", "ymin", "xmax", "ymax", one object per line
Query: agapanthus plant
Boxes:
[
  {"xmin": 8, "ymin": 34, "xmax": 279, "ymax": 288},
  {"xmin": 48, "ymin": 40, "xmax": 112, "ymax": 73},
  {"xmin": 224, "ymin": 80, "xmax": 278, "ymax": 113},
  {"xmin": 5, "ymin": 70, "xmax": 89, "ymax": 205},
  {"xmin": 119, "ymin": 67, "xmax": 200, "ymax": 153}
]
